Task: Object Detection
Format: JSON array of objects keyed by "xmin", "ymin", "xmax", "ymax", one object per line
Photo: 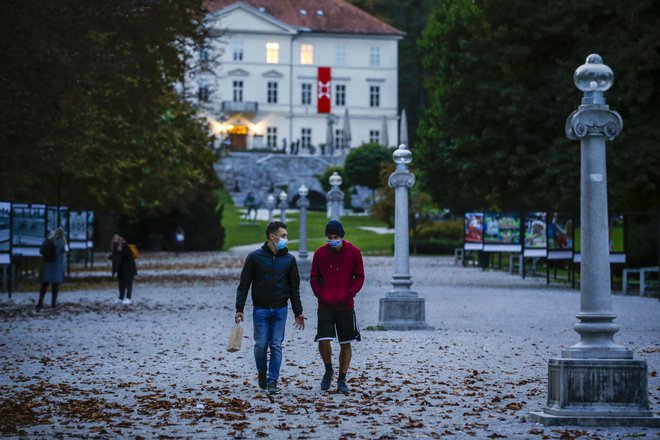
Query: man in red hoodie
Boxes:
[{"xmin": 310, "ymin": 220, "xmax": 365, "ymax": 394}]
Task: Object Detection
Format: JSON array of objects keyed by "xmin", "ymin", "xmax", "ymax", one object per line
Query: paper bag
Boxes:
[{"xmin": 227, "ymin": 326, "xmax": 244, "ymax": 352}]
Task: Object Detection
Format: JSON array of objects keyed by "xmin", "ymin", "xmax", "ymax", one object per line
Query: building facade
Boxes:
[{"xmin": 197, "ymin": 0, "xmax": 403, "ymax": 154}]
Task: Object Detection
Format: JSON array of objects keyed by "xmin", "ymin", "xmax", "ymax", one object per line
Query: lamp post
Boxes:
[
  {"xmin": 531, "ymin": 55, "xmax": 657, "ymax": 427},
  {"xmin": 296, "ymin": 184, "xmax": 311, "ymax": 279},
  {"xmin": 327, "ymin": 172, "xmax": 344, "ymax": 221},
  {"xmin": 377, "ymin": 145, "xmax": 432, "ymax": 330},
  {"xmin": 266, "ymin": 194, "xmax": 276, "ymax": 223},
  {"xmin": 278, "ymin": 191, "xmax": 288, "ymax": 223}
]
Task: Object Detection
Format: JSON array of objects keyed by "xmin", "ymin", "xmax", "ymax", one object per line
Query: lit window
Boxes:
[
  {"xmin": 301, "ymin": 83, "xmax": 312, "ymax": 105},
  {"xmin": 369, "ymin": 85, "xmax": 380, "ymax": 107},
  {"xmin": 300, "ymin": 44, "xmax": 313, "ymax": 65},
  {"xmin": 232, "ymin": 41, "xmax": 244, "ymax": 61},
  {"xmin": 335, "ymin": 45, "xmax": 346, "ymax": 65},
  {"xmin": 266, "ymin": 42, "xmax": 279, "ymax": 64},
  {"xmin": 267, "ymin": 82, "xmax": 278, "ymax": 104},
  {"xmin": 369, "ymin": 47, "xmax": 380, "ymax": 67},
  {"xmin": 335, "ymin": 84, "xmax": 346, "ymax": 106},
  {"xmin": 233, "ymin": 80, "xmax": 243, "ymax": 102},
  {"xmin": 369, "ymin": 130, "xmax": 380, "ymax": 144},
  {"xmin": 267, "ymin": 127, "xmax": 278, "ymax": 148},
  {"xmin": 301, "ymin": 128, "xmax": 312, "ymax": 148}
]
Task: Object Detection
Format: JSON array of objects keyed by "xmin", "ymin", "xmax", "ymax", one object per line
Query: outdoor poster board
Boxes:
[
  {"xmin": 523, "ymin": 211, "xmax": 547, "ymax": 257},
  {"xmin": 464, "ymin": 212, "xmax": 484, "ymax": 250},
  {"xmin": 573, "ymin": 212, "xmax": 626, "ymax": 264},
  {"xmin": 547, "ymin": 211, "xmax": 574, "ymax": 260},
  {"xmin": 69, "ymin": 210, "xmax": 87, "ymax": 249},
  {"xmin": 86, "ymin": 211, "xmax": 94, "ymax": 249},
  {"xmin": 0, "ymin": 202, "xmax": 11, "ymax": 264},
  {"xmin": 483, "ymin": 212, "xmax": 522, "ymax": 252},
  {"xmin": 47, "ymin": 205, "xmax": 69, "ymax": 239},
  {"xmin": 12, "ymin": 203, "xmax": 47, "ymax": 256}
]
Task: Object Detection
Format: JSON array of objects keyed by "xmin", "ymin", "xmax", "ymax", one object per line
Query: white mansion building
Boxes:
[{"xmin": 197, "ymin": 0, "xmax": 404, "ymax": 153}]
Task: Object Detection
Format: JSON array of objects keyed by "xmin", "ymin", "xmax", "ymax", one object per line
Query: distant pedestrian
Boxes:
[
  {"xmin": 174, "ymin": 227, "xmax": 185, "ymax": 256},
  {"xmin": 37, "ymin": 228, "xmax": 68, "ymax": 309},
  {"xmin": 234, "ymin": 221, "xmax": 306, "ymax": 395},
  {"xmin": 310, "ymin": 220, "xmax": 364, "ymax": 394},
  {"xmin": 110, "ymin": 234, "xmax": 137, "ymax": 305}
]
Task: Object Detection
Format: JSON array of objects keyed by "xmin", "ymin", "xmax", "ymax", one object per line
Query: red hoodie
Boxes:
[{"xmin": 310, "ymin": 240, "xmax": 365, "ymax": 311}]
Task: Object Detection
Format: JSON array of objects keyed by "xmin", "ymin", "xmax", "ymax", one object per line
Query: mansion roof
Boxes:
[{"xmin": 205, "ymin": 0, "xmax": 404, "ymax": 36}]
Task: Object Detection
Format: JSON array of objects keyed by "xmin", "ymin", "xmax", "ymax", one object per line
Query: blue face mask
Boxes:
[
  {"xmin": 327, "ymin": 239, "xmax": 342, "ymax": 248},
  {"xmin": 275, "ymin": 237, "xmax": 288, "ymax": 250}
]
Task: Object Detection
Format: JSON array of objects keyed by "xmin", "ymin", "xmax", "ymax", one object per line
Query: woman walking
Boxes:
[
  {"xmin": 111, "ymin": 235, "xmax": 137, "ymax": 305},
  {"xmin": 37, "ymin": 228, "xmax": 67, "ymax": 309}
]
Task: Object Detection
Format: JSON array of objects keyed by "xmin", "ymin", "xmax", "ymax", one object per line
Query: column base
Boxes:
[
  {"xmin": 530, "ymin": 358, "xmax": 658, "ymax": 427},
  {"xmin": 378, "ymin": 294, "xmax": 434, "ymax": 330}
]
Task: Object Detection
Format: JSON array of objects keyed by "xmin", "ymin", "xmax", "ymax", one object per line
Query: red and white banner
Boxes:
[{"xmin": 317, "ymin": 66, "xmax": 331, "ymax": 114}]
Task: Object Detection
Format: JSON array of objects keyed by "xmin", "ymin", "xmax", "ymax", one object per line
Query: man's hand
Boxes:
[
  {"xmin": 235, "ymin": 312, "xmax": 244, "ymax": 324},
  {"xmin": 294, "ymin": 314, "xmax": 307, "ymax": 330}
]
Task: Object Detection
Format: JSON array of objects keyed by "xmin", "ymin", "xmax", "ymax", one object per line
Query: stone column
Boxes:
[
  {"xmin": 531, "ymin": 55, "xmax": 658, "ymax": 427},
  {"xmin": 378, "ymin": 144, "xmax": 433, "ymax": 330},
  {"xmin": 266, "ymin": 194, "xmax": 276, "ymax": 223},
  {"xmin": 296, "ymin": 185, "xmax": 311, "ymax": 279},
  {"xmin": 278, "ymin": 191, "xmax": 288, "ymax": 223},
  {"xmin": 327, "ymin": 172, "xmax": 344, "ymax": 221}
]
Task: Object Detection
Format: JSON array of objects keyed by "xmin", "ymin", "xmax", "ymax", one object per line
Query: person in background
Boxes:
[
  {"xmin": 174, "ymin": 226, "xmax": 185, "ymax": 256},
  {"xmin": 37, "ymin": 228, "xmax": 68, "ymax": 309},
  {"xmin": 110, "ymin": 234, "xmax": 137, "ymax": 305}
]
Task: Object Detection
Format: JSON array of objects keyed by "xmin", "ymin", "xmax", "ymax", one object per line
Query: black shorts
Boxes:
[{"xmin": 314, "ymin": 308, "xmax": 361, "ymax": 344}]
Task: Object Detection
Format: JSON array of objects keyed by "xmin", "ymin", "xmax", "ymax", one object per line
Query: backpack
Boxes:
[
  {"xmin": 128, "ymin": 244, "xmax": 139, "ymax": 259},
  {"xmin": 40, "ymin": 239, "xmax": 57, "ymax": 262}
]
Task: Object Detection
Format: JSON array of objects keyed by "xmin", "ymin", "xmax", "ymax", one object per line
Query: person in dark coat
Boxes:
[
  {"xmin": 37, "ymin": 228, "xmax": 68, "ymax": 309},
  {"xmin": 111, "ymin": 235, "xmax": 137, "ymax": 305}
]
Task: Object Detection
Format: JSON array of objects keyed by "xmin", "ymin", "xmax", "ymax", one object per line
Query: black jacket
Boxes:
[{"xmin": 235, "ymin": 243, "xmax": 302, "ymax": 316}]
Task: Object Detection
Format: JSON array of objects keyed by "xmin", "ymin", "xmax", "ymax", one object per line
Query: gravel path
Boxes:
[{"xmin": 1, "ymin": 251, "xmax": 658, "ymax": 439}]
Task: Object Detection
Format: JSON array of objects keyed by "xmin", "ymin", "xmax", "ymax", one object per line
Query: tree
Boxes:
[
  {"xmin": 416, "ymin": 0, "xmax": 660, "ymax": 213},
  {"xmin": 0, "ymin": 0, "xmax": 219, "ymax": 217},
  {"xmin": 344, "ymin": 143, "xmax": 393, "ymax": 191}
]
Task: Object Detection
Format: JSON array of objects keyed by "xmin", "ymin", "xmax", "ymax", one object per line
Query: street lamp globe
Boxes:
[
  {"xmin": 298, "ymin": 184, "xmax": 309, "ymax": 197},
  {"xmin": 393, "ymin": 144, "xmax": 412, "ymax": 165},
  {"xmin": 574, "ymin": 54, "xmax": 614, "ymax": 93},
  {"xmin": 329, "ymin": 172, "xmax": 342, "ymax": 188},
  {"xmin": 279, "ymin": 190, "xmax": 288, "ymax": 202}
]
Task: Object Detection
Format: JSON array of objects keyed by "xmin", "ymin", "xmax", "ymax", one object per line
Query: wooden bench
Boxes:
[{"xmin": 622, "ymin": 266, "xmax": 659, "ymax": 296}]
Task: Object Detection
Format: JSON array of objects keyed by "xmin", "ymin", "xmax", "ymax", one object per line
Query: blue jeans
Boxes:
[{"xmin": 253, "ymin": 306, "xmax": 288, "ymax": 384}]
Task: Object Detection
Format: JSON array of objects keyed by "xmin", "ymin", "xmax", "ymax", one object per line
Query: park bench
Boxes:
[{"xmin": 622, "ymin": 266, "xmax": 659, "ymax": 296}]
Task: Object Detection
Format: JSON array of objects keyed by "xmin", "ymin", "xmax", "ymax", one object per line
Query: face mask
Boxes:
[
  {"xmin": 275, "ymin": 237, "xmax": 288, "ymax": 250},
  {"xmin": 327, "ymin": 239, "xmax": 342, "ymax": 248}
]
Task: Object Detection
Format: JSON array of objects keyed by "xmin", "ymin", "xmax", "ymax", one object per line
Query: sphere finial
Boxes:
[{"xmin": 393, "ymin": 144, "xmax": 412, "ymax": 165}]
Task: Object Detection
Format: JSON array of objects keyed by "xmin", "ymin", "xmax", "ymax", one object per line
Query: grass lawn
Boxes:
[{"xmin": 218, "ymin": 189, "xmax": 394, "ymax": 254}]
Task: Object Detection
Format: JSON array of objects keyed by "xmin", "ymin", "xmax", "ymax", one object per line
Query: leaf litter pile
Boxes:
[{"xmin": 0, "ymin": 252, "xmax": 658, "ymax": 438}]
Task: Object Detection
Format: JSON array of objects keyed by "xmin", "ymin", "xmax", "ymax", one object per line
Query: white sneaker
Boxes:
[
  {"xmin": 114, "ymin": 299, "xmax": 122, "ymax": 304},
  {"xmin": 122, "ymin": 298, "xmax": 132, "ymax": 305}
]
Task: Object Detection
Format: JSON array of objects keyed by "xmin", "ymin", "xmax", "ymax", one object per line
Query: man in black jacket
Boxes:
[{"xmin": 235, "ymin": 221, "xmax": 306, "ymax": 394}]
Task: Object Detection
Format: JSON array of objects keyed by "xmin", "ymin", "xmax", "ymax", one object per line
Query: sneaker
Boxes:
[
  {"xmin": 337, "ymin": 380, "xmax": 350, "ymax": 394},
  {"xmin": 114, "ymin": 299, "xmax": 122, "ymax": 304},
  {"xmin": 258, "ymin": 372, "xmax": 267, "ymax": 390},
  {"xmin": 267, "ymin": 382, "xmax": 279, "ymax": 395},
  {"xmin": 320, "ymin": 371, "xmax": 333, "ymax": 391},
  {"xmin": 122, "ymin": 298, "xmax": 132, "ymax": 305}
]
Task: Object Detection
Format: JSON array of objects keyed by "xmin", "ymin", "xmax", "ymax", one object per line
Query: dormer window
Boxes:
[
  {"xmin": 316, "ymin": 10, "xmax": 324, "ymax": 16},
  {"xmin": 258, "ymin": 7, "xmax": 265, "ymax": 12},
  {"xmin": 300, "ymin": 9, "xmax": 307, "ymax": 16}
]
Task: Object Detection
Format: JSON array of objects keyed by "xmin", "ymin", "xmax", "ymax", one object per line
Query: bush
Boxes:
[
  {"xmin": 416, "ymin": 220, "xmax": 463, "ymax": 240},
  {"xmin": 410, "ymin": 238, "xmax": 463, "ymax": 255}
]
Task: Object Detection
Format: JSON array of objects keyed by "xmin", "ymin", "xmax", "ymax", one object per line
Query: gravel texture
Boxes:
[{"xmin": 0, "ymin": 251, "xmax": 658, "ymax": 439}]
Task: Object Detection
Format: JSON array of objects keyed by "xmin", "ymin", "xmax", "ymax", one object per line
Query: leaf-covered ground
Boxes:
[{"xmin": 0, "ymin": 252, "xmax": 658, "ymax": 438}]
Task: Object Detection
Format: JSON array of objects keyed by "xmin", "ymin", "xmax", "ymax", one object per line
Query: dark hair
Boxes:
[{"xmin": 266, "ymin": 221, "xmax": 287, "ymax": 238}]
